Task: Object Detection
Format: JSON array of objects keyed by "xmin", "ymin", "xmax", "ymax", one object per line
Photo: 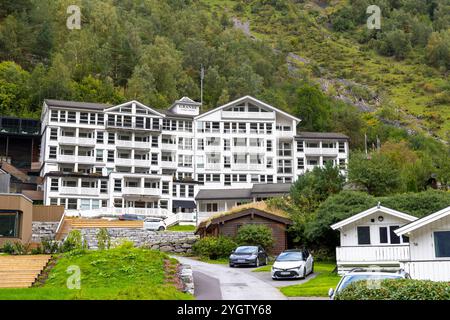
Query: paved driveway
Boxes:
[
  {"xmin": 238, "ymin": 267, "xmax": 318, "ymax": 287},
  {"xmin": 175, "ymin": 256, "xmax": 287, "ymax": 300}
]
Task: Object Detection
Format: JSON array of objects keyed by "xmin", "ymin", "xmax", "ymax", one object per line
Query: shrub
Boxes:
[
  {"xmin": 41, "ymin": 238, "xmax": 61, "ymax": 254},
  {"xmin": 336, "ymin": 279, "xmax": 450, "ymax": 300},
  {"xmin": 1, "ymin": 241, "xmax": 15, "ymax": 254},
  {"xmin": 192, "ymin": 236, "xmax": 237, "ymax": 260},
  {"xmin": 235, "ymin": 224, "xmax": 274, "ymax": 250},
  {"xmin": 96, "ymin": 228, "xmax": 111, "ymax": 250},
  {"xmin": 62, "ymin": 230, "xmax": 84, "ymax": 252}
]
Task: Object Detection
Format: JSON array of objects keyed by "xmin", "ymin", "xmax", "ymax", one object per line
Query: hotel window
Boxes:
[
  {"xmin": 197, "ymin": 139, "xmax": 204, "ymax": 150},
  {"xmin": 151, "ymin": 136, "xmax": 159, "ymax": 148},
  {"xmin": 297, "ymin": 158, "xmax": 305, "ymax": 170},
  {"xmin": 67, "ymin": 199, "xmax": 78, "ymax": 210},
  {"xmin": 206, "ymin": 203, "xmax": 218, "ymax": 212},
  {"xmin": 100, "ymin": 181, "xmax": 108, "ymax": 193},
  {"xmin": 250, "ymin": 123, "xmax": 258, "ymax": 134},
  {"xmin": 124, "ymin": 116, "xmax": 132, "ymax": 128},
  {"xmin": 224, "ymin": 139, "xmax": 230, "ymax": 151},
  {"xmin": 50, "ymin": 198, "xmax": 58, "ymax": 205},
  {"xmin": 97, "ymin": 114, "xmax": 104, "ymax": 125},
  {"xmin": 277, "ymin": 159, "xmax": 292, "ymax": 174},
  {"xmin": 108, "ymin": 132, "xmax": 115, "ymax": 144},
  {"xmin": 339, "ymin": 142, "xmax": 345, "ymax": 153},
  {"xmin": 163, "ymin": 119, "xmax": 170, "ymax": 130},
  {"xmin": 96, "ymin": 149, "xmax": 104, "ymax": 162},
  {"xmin": 50, "ymin": 179, "xmax": 59, "ymax": 191},
  {"xmin": 80, "ymin": 113, "xmax": 89, "ymax": 124},
  {"xmin": 266, "ymin": 123, "xmax": 272, "ymax": 134},
  {"xmin": 90, "ymin": 113, "xmax": 96, "ymax": 124},
  {"xmin": 259, "ymin": 123, "xmax": 265, "ymax": 133},
  {"xmin": 267, "ymin": 175, "xmax": 273, "ymax": 183},
  {"xmin": 162, "ymin": 181, "xmax": 169, "ymax": 194},
  {"xmin": 160, "ymin": 200, "xmax": 168, "ymax": 209},
  {"xmin": 266, "ymin": 140, "xmax": 272, "ymax": 152},
  {"xmin": 278, "ymin": 142, "xmax": 292, "ymax": 157},
  {"xmin": 196, "ymin": 156, "xmax": 204, "ymax": 169},
  {"xmin": 151, "ymin": 153, "xmax": 158, "ymax": 165},
  {"xmin": 260, "ymin": 175, "xmax": 266, "ymax": 183},
  {"xmin": 79, "ymin": 131, "xmax": 92, "ymax": 138},
  {"xmin": 211, "ymin": 122, "xmax": 220, "ymax": 133},
  {"xmin": 297, "ymin": 141, "xmax": 304, "ymax": 152},
  {"xmin": 96, "ymin": 131, "xmax": 104, "ymax": 143},
  {"xmin": 51, "ymin": 110, "xmax": 58, "ymax": 122},
  {"xmin": 50, "ymin": 128, "xmax": 58, "ymax": 140},
  {"xmin": 224, "ymin": 156, "xmax": 231, "ymax": 168},
  {"xmin": 92, "ymin": 200, "xmax": 100, "ymax": 210},
  {"xmin": 267, "ymin": 157, "xmax": 273, "ymax": 169},
  {"xmin": 248, "ymin": 105, "xmax": 259, "ymax": 112},
  {"xmin": 306, "ymin": 142, "xmax": 319, "ymax": 148},
  {"xmin": 251, "ymin": 175, "xmax": 259, "ymax": 183},
  {"xmin": 67, "ymin": 111, "xmax": 76, "ymax": 123},
  {"xmin": 233, "ymin": 137, "xmax": 247, "ymax": 147},
  {"xmin": 78, "ymin": 148, "xmax": 93, "ymax": 157},
  {"xmin": 224, "ymin": 123, "xmax": 231, "ymax": 133},
  {"xmin": 238, "ymin": 123, "xmax": 246, "ymax": 133},
  {"xmin": 213, "ymin": 174, "xmax": 220, "ymax": 182},
  {"xmin": 59, "ymin": 111, "xmax": 67, "ymax": 122},
  {"xmin": 250, "ymin": 154, "xmax": 263, "ymax": 165},
  {"xmin": 179, "ymin": 185, "xmax": 186, "ymax": 198},
  {"xmin": 49, "ymin": 146, "xmax": 57, "ymax": 159},
  {"xmin": 135, "ymin": 117, "xmax": 144, "ymax": 129},
  {"xmin": 114, "ymin": 179, "xmax": 122, "ymax": 192},
  {"xmin": 307, "ymin": 158, "xmax": 318, "ymax": 166},
  {"xmin": 322, "ymin": 142, "xmax": 335, "ymax": 148},
  {"xmin": 171, "ymin": 120, "xmax": 176, "ymax": 131},
  {"xmin": 197, "ymin": 174, "xmax": 204, "ymax": 183},
  {"xmin": 114, "ymin": 198, "xmax": 123, "ymax": 208},
  {"xmin": 188, "ymin": 185, "xmax": 194, "ymax": 198},
  {"xmin": 206, "ymin": 137, "xmax": 220, "ymax": 147},
  {"xmin": 224, "ymin": 174, "xmax": 231, "ymax": 186},
  {"xmin": 107, "ymin": 150, "xmax": 114, "ymax": 162},
  {"xmin": 152, "ymin": 118, "xmax": 159, "ymax": 129},
  {"xmin": 80, "ymin": 199, "xmax": 90, "ymax": 210},
  {"xmin": 249, "ymin": 138, "xmax": 263, "ymax": 147},
  {"xmin": 172, "ymin": 184, "xmax": 177, "ymax": 196}
]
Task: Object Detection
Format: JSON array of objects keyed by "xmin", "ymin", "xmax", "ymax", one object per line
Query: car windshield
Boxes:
[
  {"xmin": 234, "ymin": 246, "xmax": 257, "ymax": 254},
  {"xmin": 337, "ymin": 274, "xmax": 402, "ymax": 293},
  {"xmin": 276, "ymin": 252, "xmax": 303, "ymax": 261}
]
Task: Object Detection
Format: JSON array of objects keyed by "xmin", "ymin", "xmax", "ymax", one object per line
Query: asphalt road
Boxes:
[{"xmin": 174, "ymin": 256, "xmax": 319, "ymax": 300}]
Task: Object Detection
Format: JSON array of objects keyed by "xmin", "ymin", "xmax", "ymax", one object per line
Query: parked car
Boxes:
[
  {"xmin": 143, "ymin": 217, "xmax": 166, "ymax": 231},
  {"xmin": 328, "ymin": 268, "xmax": 411, "ymax": 299},
  {"xmin": 271, "ymin": 249, "xmax": 314, "ymax": 280},
  {"xmin": 229, "ymin": 246, "xmax": 268, "ymax": 267},
  {"xmin": 119, "ymin": 214, "xmax": 146, "ymax": 221}
]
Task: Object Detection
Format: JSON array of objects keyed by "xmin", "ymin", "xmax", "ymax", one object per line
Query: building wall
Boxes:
[
  {"xmin": 339, "ymin": 212, "xmax": 412, "ymax": 247},
  {"xmin": 0, "ymin": 194, "xmax": 33, "ymax": 245},
  {"xmin": 408, "ymin": 215, "xmax": 450, "ymax": 261}
]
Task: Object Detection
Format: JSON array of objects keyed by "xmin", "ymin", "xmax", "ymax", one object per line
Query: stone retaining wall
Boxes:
[
  {"xmin": 31, "ymin": 222, "xmax": 59, "ymax": 242},
  {"xmin": 81, "ymin": 228, "xmax": 198, "ymax": 254}
]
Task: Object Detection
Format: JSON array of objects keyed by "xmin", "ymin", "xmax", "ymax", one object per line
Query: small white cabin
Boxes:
[
  {"xmin": 331, "ymin": 205, "xmax": 418, "ymax": 274},
  {"xmin": 395, "ymin": 206, "xmax": 450, "ymax": 282}
]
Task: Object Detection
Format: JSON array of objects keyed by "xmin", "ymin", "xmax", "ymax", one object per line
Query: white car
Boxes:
[
  {"xmin": 271, "ymin": 249, "xmax": 314, "ymax": 280},
  {"xmin": 143, "ymin": 217, "xmax": 166, "ymax": 231}
]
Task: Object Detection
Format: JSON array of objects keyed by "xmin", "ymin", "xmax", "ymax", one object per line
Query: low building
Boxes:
[
  {"xmin": 195, "ymin": 183, "xmax": 291, "ymax": 222},
  {"xmin": 0, "ymin": 194, "xmax": 34, "ymax": 245},
  {"xmin": 330, "ymin": 204, "xmax": 418, "ymax": 274},
  {"xmin": 195, "ymin": 202, "xmax": 292, "ymax": 254},
  {"xmin": 395, "ymin": 206, "xmax": 450, "ymax": 281}
]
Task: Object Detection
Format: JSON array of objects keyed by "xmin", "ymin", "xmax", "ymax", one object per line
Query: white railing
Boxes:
[
  {"xmin": 134, "ymin": 159, "xmax": 151, "ymax": 167},
  {"xmin": 67, "ymin": 207, "xmax": 171, "ymax": 218},
  {"xmin": 247, "ymin": 146, "xmax": 265, "ymax": 153},
  {"xmin": 164, "ymin": 212, "xmax": 196, "ymax": 227},
  {"xmin": 116, "ymin": 158, "xmax": 132, "ymax": 166},
  {"xmin": 59, "ymin": 187, "xmax": 99, "ymax": 195},
  {"xmin": 231, "ymin": 164, "xmax": 265, "ymax": 171},
  {"xmin": 161, "ymin": 161, "xmax": 177, "ymax": 169},
  {"xmin": 232, "ymin": 146, "xmax": 247, "ymax": 153},
  {"xmin": 77, "ymin": 156, "xmax": 95, "ymax": 164},
  {"xmin": 161, "ymin": 143, "xmax": 177, "ymax": 151},
  {"xmin": 336, "ymin": 245, "xmax": 410, "ymax": 264},
  {"xmin": 78, "ymin": 137, "xmax": 96, "ymax": 145},
  {"xmin": 116, "ymin": 140, "xmax": 133, "ymax": 148},
  {"xmin": 205, "ymin": 163, "xmax": 221, "ymax": 170},
  {"xmin": 58, "ymin": 155, "xmax": 76, "ymax": 162},
  {"xmin": 122, "ymin": 187, "xmax": 161, "ymax": 197},
  {"xmin": 276, "ymin": 131, "xmax": 293, "ymax": 139},
  {"xmin": 58, "ymin": 136, "xmax": 77, "ymax": 144},
  {"xmin": 80, "ymin": 188, "xmax": 100, "ymax": 196},
  {"xmin": 60, "ymin": 187, "xmax": 79, "ymax": 194},
  {"xmin": 304, "ymin": 147, "xmax": 338, "ymax": 156},
  {"xmin": 134, "ymin": 141, "xmax": 150, "ymax": 149},
  {"xmin": 400, "ymin": 260, "xmax": 450, "ymax": 281},
  {"xmin": 221, "ymin": 111, "xmax": 275, "ymax": 120}
]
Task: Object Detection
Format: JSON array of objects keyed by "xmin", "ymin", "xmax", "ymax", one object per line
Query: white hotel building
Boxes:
[{"xmin": 39, "ymin": 96, "xmax": 349, "ymax": 223}]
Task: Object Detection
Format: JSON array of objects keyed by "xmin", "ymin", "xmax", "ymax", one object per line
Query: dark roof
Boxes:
[
  {"xmin": 295, "ymin": 132, "xmax": 349, "ymax": 140},
  {"xmin": 195, "ymin": 188, "xmax": 252, "ymax": 200},
  {"xmin": 44, "ymin": 99, "xmax": 112, "ymax": 110},
  {"xmin": 195, "ymin": 184, "xmax": 291, "ymax": 200},
  {"xmin": 172, "ymin": 200, "xmax": 196, "ymax": 209},
  {"xmin": 251, "ymin": 183, "xmax": 291, "ymax": 194}
]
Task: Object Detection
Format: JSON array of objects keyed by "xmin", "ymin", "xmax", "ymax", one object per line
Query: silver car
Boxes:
[
  {"xmin": 143, "ymin": 217, "xmax": 166, "ymax": 231},
  {"xmin": 271, "ymin": 249, "xmax": 314, "ymax": 280},
  {"xmin": 329, "ymin": 268, "xmax": 411, "ymax": 299}
]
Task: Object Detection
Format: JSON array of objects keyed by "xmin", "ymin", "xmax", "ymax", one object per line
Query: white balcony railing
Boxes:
[
  {"xmin": 400, "ymin": 260, "xmax": 450, "ymax": 281},
  {"xmin": 221, "ymin": 111, "xmax": 275, "ymax": 120},
  {"xmin": 77, "ymin": 137, "xmax": 96, "ymax": 146},
  {"xmin": 80, "ymin": 188, "xmax": 100, "ymax": 196},
  {"xmin": 133, "ymin": 159, "xmax": 151, "ymax": 167},
  {"xmin": 122, "ymin": 187, "xmax": 161, "ymax": 197},
  {"xmin": 247, "ymin": 146, "xmax": 265, "ymax": 153},
  {"xmin": 205, "ymin": 163, "xmax": 221, "ymax": 170},
  {"xmin": 59, "ymin": 187, "xmax": 100, "ymax": 196},
  {"xmin": 232, "ymin": 146, "xmax": 247, "ymax": 153},
  {"xmin": 161, "ymin": 161, "xmax": 177, "ymax": 169},
  {"xmin": 336, "ymin": 245, "xmax": 410, "ymax": 264},
  {"xmin": 60, "ymin": 187, "xmax": 79, "ymax": 194},
  {"xmin": 116, "ymin": 158, "xmax": 132, "ymax": 166},
  {"xmin": 304, "ymin": 147, "xmax": 338, "ymax": 156},
  {"xmin": 58, "ymin": 136, "xmax": 77, "ymax": 144},
  {"xmin": 77, "ymin": 156, "xmax": 95, "ymax": 164},
  {"xmin": 161, "ymin": 143, "xmax": 177, "ymax": 151},
  {"xmin": 231, "ymin": 164, "xmax": 265, "ymax": 171},
  {"xmin": 116, "ymin": 140, "xmax": 133, "ymax": 148},
  {"xmin": 276, "ymin": 131, "xmax": 293, "ymax": 139}
]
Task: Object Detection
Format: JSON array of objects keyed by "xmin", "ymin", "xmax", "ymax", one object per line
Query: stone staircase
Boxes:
[{"xmin": 0, "ymin": 255, "xmax": 52, "ymax": 288}]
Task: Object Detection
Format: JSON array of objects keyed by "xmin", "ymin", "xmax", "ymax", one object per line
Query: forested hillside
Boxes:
[{"xmin": 0, "ymin": 0, "xmax": 449, "ymax": 150}]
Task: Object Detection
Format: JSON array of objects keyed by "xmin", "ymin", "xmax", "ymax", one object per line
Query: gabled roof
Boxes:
[
  {"xmin": 395, "ymin": 206, "xmax": 450, "ymax": 236},
  {"xmin": 194, "ymin": 95, "xmax": 301, "ymax": 122},
  {"xmin": 330, "ymin": 205, "xmax": 418, "ymax": 230},
  {"xmin": 104, "ymin": 100, "xmax": 166, "ymax": 117},
  {"xmin": 44, "ymin": 99, "xmax": 111, "ymax": 110}
]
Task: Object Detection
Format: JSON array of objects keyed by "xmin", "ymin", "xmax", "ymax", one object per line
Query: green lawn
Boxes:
[
  {"xmin": 0, "ymin": 246, "xmax": 192, "ymax": 300},
  {"xmin": 280, "ymin": 262, "xmax": 341, "ymax": 297},
  {"xmin": 252, "ymin": 263, "xmax": 273, "ymax": 272},
  {"xmin": 167, "ymin": 224, "xmax": 196, "ymax": 232}
]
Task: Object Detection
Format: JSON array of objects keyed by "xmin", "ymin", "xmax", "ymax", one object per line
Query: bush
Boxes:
[
  {"xmin": 1, "ymin": 241, "xmax": 15, "ymax": 254},
  {"xmin": 0, "ymin": 241, "xmax": 30, "ymax": 255},
  {"xmin": 192, "ymin": 236, "xmax": 237, "ymax": 260},
  {"xmin": 336, "ymin": 279, "xmax": 450, "ymax": 300},
  {"xmin": 96, "ymin": 228, "xmax": 111, "ymax": 250},
  {"xmin": 41, "ymin": 238, "xmax": 61, "ymax": 254},
  {"xmin": 62, "ymin": 230, "xmax": 85, "ymax": 252},
  {"xmin": 235, "ymin": 224, "xmax": 274, "ymax": 250}
]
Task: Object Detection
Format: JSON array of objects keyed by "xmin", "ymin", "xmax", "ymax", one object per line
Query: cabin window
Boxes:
[
  {"xmin": 389, "ymin": 226, "xmax": 401, "ymax": 244},
  {"xmin": 0, "ymin": 212, "xmax": 20, "ymax": 238},
  {"xmin": 434, "ymin": 231, "xmax": 450, "ymax": 258},
  {"xmin": 357, "ymin": 226, "xmax": 371, "ymax": 245},
  {"xmin": 379, "ymin": 227, "xmax": 388, "ymax": 244}
]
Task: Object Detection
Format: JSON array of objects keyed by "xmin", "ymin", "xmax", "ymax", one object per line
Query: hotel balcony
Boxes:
[
  {"xmin": 133, "ymin": 159, "xmax": 151, "ymax": 167},
  {"xmin": 232, "ymin": 146, "xmax": 248, "ymax": 153},
  {"xmin": 276, "ymin": 131, "xmax": 293, "ymax": 139},
  {"xmin": 77, "ymin": 156, "xmax": 96, "ymax": 164},
  {"xmin": 57, "ymin": 155, "xmax": 95, "ymax": 163},
  {"xmin": 247, "ymin": 146, "xmax": 265, "ymax": 153},
  {"xmin": 161, "ymin": 143, "xmax": 177, "ymax": 151},
  {"xmin": 122, "ymin": 187, "xmax": 161, "ymax": 197},
  {"xmin": 58, "ymin": 136, "xmax": 95, "ymax": 146},
  {"xmin": 303, "ymin": 147, "xmax": 338, "ymax": 156},
  {"xmin": 221, "ymin": 110, "xmax": 275, "ymax": 120},
  {"xmin": 232, "ymin": 164, "xmax": 265, "ymax": 171},
  {"xmin": 116, "ymin": 158, "xmax": 132, "ymax": 166},
  {"xmin": 161, "ymin": 160, "xmax": 177, "ymax": 169},
  {"xmin": 59, "ymin": 187, "xmax": 100, "ymax": 196}
]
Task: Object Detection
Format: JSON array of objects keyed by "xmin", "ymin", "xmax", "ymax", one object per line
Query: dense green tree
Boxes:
[{"xmin": 293, "ymin": 84, "xmax": 332, "ymax": 131}]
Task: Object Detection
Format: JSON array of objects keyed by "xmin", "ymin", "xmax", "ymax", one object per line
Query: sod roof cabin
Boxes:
[{"xmin": 195, "ymin": 202, "xmax": 292, "ymax": 254}]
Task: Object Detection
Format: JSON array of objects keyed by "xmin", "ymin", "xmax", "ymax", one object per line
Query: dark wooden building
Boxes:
[{"xmin": 196, "ymin": 204, "xmax": 292, "ymax": 254}]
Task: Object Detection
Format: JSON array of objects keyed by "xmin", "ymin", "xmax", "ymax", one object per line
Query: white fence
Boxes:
[
  {"xmin": 336, "ymin": 245, "xmax": 410, "ymax": 264},
  {"xmin": 400, "ymin": 260, "xmax": 450, "ymax": 281}
]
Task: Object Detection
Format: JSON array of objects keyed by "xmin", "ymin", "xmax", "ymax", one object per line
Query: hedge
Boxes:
[
  {"xmin": 336, "ymin": 279, "xmax": 450, "ymax": 300},
  {"xmin": 192, "ymin": 236, "xmax": 237, "ymax": 260}
]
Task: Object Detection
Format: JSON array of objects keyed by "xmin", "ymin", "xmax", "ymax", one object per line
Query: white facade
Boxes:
[
  {"xmin": 395, "ymin": 206, "xmax": 450, "ymax": 281},
  {"xmin": 40, "ymin": 95, "xmax": 349, "ymax": 223},
  {"xmin": 331, "ymin": 206, "xmax": 418, "ymax": 274}
]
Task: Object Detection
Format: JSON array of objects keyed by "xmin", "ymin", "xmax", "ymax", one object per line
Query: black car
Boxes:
[{"xmin": 229, "ymin": 246, "xmax": 268, "ymax": 267}]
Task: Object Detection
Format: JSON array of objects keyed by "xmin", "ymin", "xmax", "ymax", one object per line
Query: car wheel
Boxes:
[
  {"xmin": 255, "ymin": 258, "xmax": 260, "ymax": 267},
  {"xmin": 229, "ymin": 263, "xmax": 234, "ymax": 268},
  {"xmin": 158, "ymin": 226, "xmax": 165, "ymax": 231}
]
